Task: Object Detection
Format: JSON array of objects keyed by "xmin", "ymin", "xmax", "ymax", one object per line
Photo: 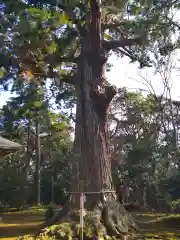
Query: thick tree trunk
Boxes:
[
  {"xmin": 72, "ymin": 53, "xmax": 115, "ymax": 207},
  {"xmin": 69, "ymin": 34, "xmax": 138, "ymax": 237},
  {"xmin": 43, "ymin": 0, "xmax": 138, "ymax": 238},
  {"xmin": 48, "ymin": 42, "xmax": 138, "ymax": 238},
  {"xmin": 71, "ymin": 0, "xmax": 115, "ymax": 206}
]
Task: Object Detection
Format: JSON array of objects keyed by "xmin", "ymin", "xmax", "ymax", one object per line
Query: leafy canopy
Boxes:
[{"xmin": 0, "ymin": 0, "xmax": 179, "ymax": 85}]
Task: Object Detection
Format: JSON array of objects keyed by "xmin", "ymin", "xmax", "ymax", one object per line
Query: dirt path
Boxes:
[{"xmin": 0, "ymin": 213, "xmax": 44, "ymax": 240}]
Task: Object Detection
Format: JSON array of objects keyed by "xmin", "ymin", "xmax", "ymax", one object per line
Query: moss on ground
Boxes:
[
  {"xmin": 2, "ymin": 211, "xmax": 180, "ymax": 240},
  {"xmin": 136, "ymin": 213, "xmax": 180, "ymax": 218},
  {"xmin": 143, "ymin": 231, "xmax": 180, "ymax": 239},
  {"xmin": 134, "ymin": 212, "xmax": 180, "ymax": 231},
  {"xmin": 4, "ymin": 207, "xmax": 46, "ymax": 215},
  {"xmin": 17, "ymin": 211, "xmax": 180, "ymax": 240},
  {"xmin": 0, "ymin": 211, "xmax": 43, "ymax": 240},
  {"xmin": 17, "ymin": 223, "xmax": 180, "ymax": 240}
]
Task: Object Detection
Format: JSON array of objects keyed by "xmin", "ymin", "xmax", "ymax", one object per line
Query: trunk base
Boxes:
[{"xmin": 35, "ymin": 199, "xmax": 140, "ymax": 240}]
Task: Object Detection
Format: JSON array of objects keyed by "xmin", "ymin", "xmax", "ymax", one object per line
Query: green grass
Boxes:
[
  {"xmin": 0, "ymin": 210, "xmax": 44, "ymax": 240},
  {"xmin": 2, "ymin": 210, "xmax": 180, "ymax": 240},
  {"xmin": 143, "ymin": 231, "xmax": 180, "ymax": 239},
  {"xmin": 4, "ymin": 206, "xmax": 47, "ymax": 215},
  {"xmin": 6, "ymin": 208, "xmax": 46, "ymax": 215},
  {"xmin": 135, "ymin": 213, "xmax": 180, "ymax": 239},
  {"xmin": 136, "ymin": 212, "xmax": 180, "ymax": 218}
]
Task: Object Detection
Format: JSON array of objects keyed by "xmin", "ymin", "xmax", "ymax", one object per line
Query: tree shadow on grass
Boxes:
[
  {"xmin": 0, "ymin": 222, "xmax": 43, "ymax": 238},
  {"xmin": 0, "ymin": 214, "xmax": 44, "ymax": 239}
]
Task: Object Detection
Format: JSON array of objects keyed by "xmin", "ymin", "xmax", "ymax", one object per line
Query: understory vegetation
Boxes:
[{"xmin": 1, "ymin": 0, "xmax": 180, "ymax": 239}]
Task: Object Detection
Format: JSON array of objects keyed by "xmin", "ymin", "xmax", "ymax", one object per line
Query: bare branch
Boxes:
[
  {"xmin": 109, "ymin": 116, "xmax": 120, "ymax": 139},
  {"xmin": 24, "ymin": 69, "xmax": 77, "ymax": 85},
  {"xmin": 115, "ymin": 47, "xmax": 152, "ymax": 67},
  {"xmin": 102, "ymin": 23, "xmax": 125, "ymax": 30},
  {"xmin": 103, "ymin": 38, "xmax": 142, "ymax": 51},
  {"xmin": 59, "ymin": 74, "xmax": 77, "ymax": 85},
  {"xmin": 44, "ymin": 55, "xmax": 79, "ymax": 64}
]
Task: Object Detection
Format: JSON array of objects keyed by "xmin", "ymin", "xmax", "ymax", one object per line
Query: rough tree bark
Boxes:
[
  {"xmin": 45, "ymin": 0, "xmax": 139, "ymax": 238},
  {"xmin": 70, "ymin": 0, "xmax": 138, "ymax": 238},
  {"xmin": 72, "ymin": 63, "xmax": 138, "ymax": 236}
]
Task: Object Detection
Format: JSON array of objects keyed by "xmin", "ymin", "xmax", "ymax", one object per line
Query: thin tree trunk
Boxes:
[
  {"xmin": 35, "ymin": 109, "xmax": 41, "ymax": 205},
  {"xmin": 51, "ymin": 175, "xmax": 54, "ymax": 203}
]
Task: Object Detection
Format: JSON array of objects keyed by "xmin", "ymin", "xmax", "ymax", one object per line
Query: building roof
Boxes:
[{"xmin": 0, "ymin": 136, "xmax": 22, "ymax": 158}]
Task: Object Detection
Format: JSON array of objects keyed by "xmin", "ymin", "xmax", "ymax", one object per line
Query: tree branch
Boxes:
[
  {"xmin": 105, "ymin": 85, "xmax": 117, "ymax": 106},
  {"xmin": 115, "ymin": 47, "xmax": 152, "ymax": 67},
  {"xmin": 109, "ymin": 116, "xmax": 120, "ymax": 139},
  {"xmin": 43, "ymin": 70, "xmax": 77, "ymax": 85},
  {"xmin": 44, "ymin": 55, "xmax": 78, "ymax": 65},
  {"xmin": 102, "ymin": 23, "xmax": 125, "ymax": 31},
  {"xmin": 102, "ymin": 38, "xmax": 142, "ymax": 51},
  {"xmin": 59, "ymin": 74, "xmax": 77, "ymax": 85}
]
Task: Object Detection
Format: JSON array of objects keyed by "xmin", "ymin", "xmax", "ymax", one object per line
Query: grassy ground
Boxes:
[
  {"xmin": 133, "ymin": 213, "xmax": 180, "ymax": 239},
  {"xmin": 0, "ymin": 209, "xmax": 44, "ymax": 240},
  {"xmin": 1, "ymin": 210, "xmax": 180, "ymax": 240}
]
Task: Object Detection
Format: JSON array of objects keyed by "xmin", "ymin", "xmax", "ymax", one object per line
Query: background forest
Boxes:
[
  {"xmin": 1, "ymin": 68, "xmax": 180, "ymax": 213},
  {"xmin": 1, "ymin": 0, "xmax": 180, "ymax": 218}
]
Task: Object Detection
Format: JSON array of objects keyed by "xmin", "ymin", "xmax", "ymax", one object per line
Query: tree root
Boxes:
[{"xmin": 21, "ymin": 199, "xmax": 141, "ymax": 240}]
